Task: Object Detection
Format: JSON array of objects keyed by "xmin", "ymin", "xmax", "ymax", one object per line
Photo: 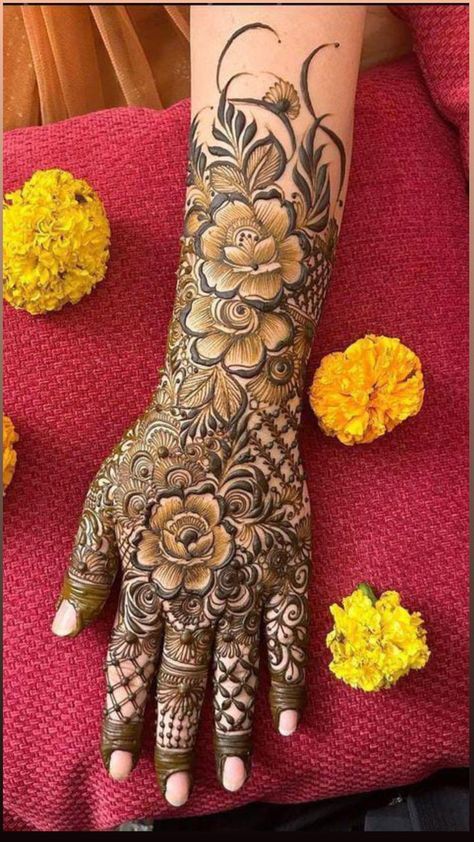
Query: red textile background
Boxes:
[{"xmin": 3, "ymin": 52, "xmax": 468, "ymax": 833}]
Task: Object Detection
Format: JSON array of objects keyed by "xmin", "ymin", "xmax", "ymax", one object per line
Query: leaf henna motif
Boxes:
[
  {"xmin": 209, "ymin": 162, "xmax": 248, "ymax": 196},
  {"xmin": 244, "ymin": 135, "xmax": 286, "ymax": 190},
  {"xmin": 179, "ymin": 370, "xmax": 215, "ymax": 409},
  {"xmin": 179, "ymin": 366, "xmax": 244, "ymax": 426}
]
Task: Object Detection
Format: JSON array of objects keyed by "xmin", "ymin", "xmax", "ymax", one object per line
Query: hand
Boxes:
[
  {"xmin": 53, "ymin": 385, "xmax": 311, "ymax": 804},
  {"xmin": 52, "ymin": 16, "xmax": 349, "ymax": 807}
]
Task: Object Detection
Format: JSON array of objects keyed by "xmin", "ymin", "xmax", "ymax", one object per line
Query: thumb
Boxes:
[{"xmin": 52, "ymin": 500, "xmax": 118, "ymax": 638}]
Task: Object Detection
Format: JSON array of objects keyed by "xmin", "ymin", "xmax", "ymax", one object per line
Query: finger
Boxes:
[
  {"xmin": 213, "ymin": 609, "xmax": 260, "ymax": 792},
  {"xmin": 264, "ymin": 583, "xmax": 309, "ymax": 735},
  {"xmin": 155, "ymin": 614, "xmax": 215, "ymax": 804},
  {"xmin": 101, "ymin": 570, "xmax": 163, "ymax": 778},
  {"xmin": 52, "ymin": 502, "xmax": 118, "ymax": 637}
]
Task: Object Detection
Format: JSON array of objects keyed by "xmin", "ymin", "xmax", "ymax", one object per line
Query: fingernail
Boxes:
[
  {"xmin": 278, "ymin": 709, "xmax": 299, "ymax": 736},
  {"xmin": 222, "ymin": 756, "xmax": 246, "ymax": 792},
  {"xmin": 109, "ymin": 750, "xmax": 133, "ymax": 781},
  {"xmin": 165, "ymin": 771, "xmax": 190, "ymax": 807},
  {"xmin": 51, "ymin": 600, "xmax": 78, "ymax": 637}
]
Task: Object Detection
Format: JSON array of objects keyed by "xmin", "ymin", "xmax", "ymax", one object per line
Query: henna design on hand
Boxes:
[{"xmin": 55, "ymin": 24, "xmax": 345, "ymax": 798}]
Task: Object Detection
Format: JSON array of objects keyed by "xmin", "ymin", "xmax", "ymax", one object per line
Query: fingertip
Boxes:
[
  {"xmin": 109, "ymin": 750, "xmax": 134, "ymax": 781},
  {"xmin": 165, "ymin": 771, "xmax": 191, "ymax": 807},
  {"xmin": 51, "ymin": 600, "xmax": 78, "ymax": 637},
  {"xmin": 278, "ymin": 709, "xmax": 299, "ymax": 736},
  {"xmin": 222, "ymin": 756, "xmax": 247, "ymax": 792}
]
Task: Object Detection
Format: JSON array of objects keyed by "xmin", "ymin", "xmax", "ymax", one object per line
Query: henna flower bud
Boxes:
[
  {"xmin": 3, "ymin": 414, "xmax": 18, "ymax": 494},
  {"xmin": 326, "ymin": 584, "xmax": 430, "ymax": 692},
  {"xmin": 263, "ymin": 79, "xmax": 301, "ymax": 119},
  {"xmin": 3, "ymin": 168, "xmax": 110, "ymax": 314},
  {"xmin": 309, "ymin": 335, "xmax": 424, "ymax": 445}
]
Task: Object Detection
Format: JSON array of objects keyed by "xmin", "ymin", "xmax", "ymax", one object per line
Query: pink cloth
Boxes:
[{"xmin": 3, "ymin": 53, "xmax": 468, "ymax": 836}]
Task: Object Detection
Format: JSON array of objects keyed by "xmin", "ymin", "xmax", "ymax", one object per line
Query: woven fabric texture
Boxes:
[
  {"xmin": 390, "ymin": 3, "xmax": 468, "ymax": 174},
  {"xmin": 3, "ymin": 52, "xmax": 468, "ymax": 831}
]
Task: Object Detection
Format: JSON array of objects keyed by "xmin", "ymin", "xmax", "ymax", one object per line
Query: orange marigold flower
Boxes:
[{"xmin": 309, "ymin": 334, "xmax": 424, "ymax": 445}]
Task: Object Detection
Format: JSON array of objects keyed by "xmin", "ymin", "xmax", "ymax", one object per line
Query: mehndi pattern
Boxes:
[{"xmin": 58, "ymin": 23, "xmax": 344, "ymax": 794}]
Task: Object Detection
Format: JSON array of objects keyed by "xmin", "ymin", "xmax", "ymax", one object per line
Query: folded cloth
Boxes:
[
  {"xmin": 390, "ymin": 4, "xmax": 468, "ymax": 174},
  {"xmin": 3, "ymin": 50, "xmax": 468, "ymax": 835}
]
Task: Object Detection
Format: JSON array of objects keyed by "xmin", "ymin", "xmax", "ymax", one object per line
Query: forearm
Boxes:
[{"xmin": 155, "ymin": 5, "xmax": 365, "ymax": 427}]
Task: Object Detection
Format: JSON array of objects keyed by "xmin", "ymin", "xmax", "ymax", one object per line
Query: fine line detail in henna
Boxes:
[{"xmin": 57, "ymin": 23, "xmax": 346, "ymax": 795}]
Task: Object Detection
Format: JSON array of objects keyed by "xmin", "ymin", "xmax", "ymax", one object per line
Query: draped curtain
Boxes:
[
  {"xmin": 3, "ymin": 5, "xmax": 190, "ymax": 130},
  {"xmin": 3, "ymin": 5, "xmax": 410, "ymax": 131}
]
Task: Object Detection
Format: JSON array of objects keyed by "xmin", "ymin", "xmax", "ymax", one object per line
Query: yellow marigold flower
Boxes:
[
  {"xmin": 3, "ymin": 168, "xmax": 110, "ymax": 315},
  {"xmin": 3, "ymin": 415, "xmax": 19, "ymax": 494},
  {"xmin": 326, "ymin": 583, "xmax": 430, "ymax": 692},
  {"xmin": 309, "ymin": 334, "xmax": 424, "ymax": 445}
]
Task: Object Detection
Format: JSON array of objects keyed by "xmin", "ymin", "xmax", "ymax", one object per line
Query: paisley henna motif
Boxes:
[{"xmin": 57, "ymin": 24, "xmax": 345, "ymax": 797}]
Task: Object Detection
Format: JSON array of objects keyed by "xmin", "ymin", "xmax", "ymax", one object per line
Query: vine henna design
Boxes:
[{"xmin": 57, "ymin": 24, "xmax": 345, "ymax": 797}]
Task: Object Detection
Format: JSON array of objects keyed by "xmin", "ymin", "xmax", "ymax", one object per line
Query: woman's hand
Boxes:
[
  {"xmin": 52, "ymin": 6, "xmax": 364, "ymax": 807},
  {"xmin": 53, "ymin": 389, "xmax": 311, "ymax": 803}
]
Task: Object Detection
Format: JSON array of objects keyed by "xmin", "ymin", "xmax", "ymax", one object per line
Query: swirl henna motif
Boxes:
[{"xmin": 56, "ymin": 25, "xmax": 345, "ymax": 798}]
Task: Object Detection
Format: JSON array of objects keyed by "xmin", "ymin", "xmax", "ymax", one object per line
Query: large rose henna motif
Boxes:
[
  {"xmin": 184, "ymin": 296, "xmax": 293, "ymax": 375},
  {"xmin": 136, "ymin": 490, "xmax": 234, "ymax": 596},
  {"xmin": 196, "ymin": 198, "xmax": 307, "ymax": 307}
]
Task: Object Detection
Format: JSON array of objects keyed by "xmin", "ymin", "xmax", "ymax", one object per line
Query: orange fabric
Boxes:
[
  {"xmin": 3, "ymin": 5, "xmax": 409, "ymax": 131},
  {"xmin": 3, "ymin": 5, "xmax": 190, "ymax": 130}
]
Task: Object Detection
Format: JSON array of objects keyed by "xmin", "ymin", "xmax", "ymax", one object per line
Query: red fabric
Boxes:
[
  {"xmin": 391, "ymin": 4, "xmax": 469, "ymax": 174},
  {"xmin": 3, "ymin": 54, "xmax": 468, "ymax": 831}
]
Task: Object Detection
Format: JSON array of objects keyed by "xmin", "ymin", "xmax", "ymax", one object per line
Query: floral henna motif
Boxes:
[
  {"xmin": 58, "ymin": 24, "xmax": 345, "ymax": 796},
  {"xmin": 194, "ymin": 197, "xmax": 306, "ymax": 307},
  {"xmin": 136, "ymin": 490, "xmax": 235, "ymax": 595},
  {"xmin": 184, "ymin": 297, "xmax": 293, "ymax": 375}
]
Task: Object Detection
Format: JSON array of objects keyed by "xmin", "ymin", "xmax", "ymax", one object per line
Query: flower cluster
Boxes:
[
  {"xmin": 3, "ymin": 415, "xmax": 19, "ymax": 494},
  {"xmin": 309, "ymin": 334, "xmax": 424, "ymax": 445},
  {"xmin": 184, "ymin": 197, "xmax": 304, "ymax": 378},
  {"xmin": 3, "ymin": 168, "xmax": 110, "ymax": 315},
  {"xmin": 326, "ymin": 584, "xmax": 430, "ymax": 692}
]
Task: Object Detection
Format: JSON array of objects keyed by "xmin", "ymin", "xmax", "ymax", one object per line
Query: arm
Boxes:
[{"xmin": 52, "ymin": 4, "xmax": 365, "ymax": 807}]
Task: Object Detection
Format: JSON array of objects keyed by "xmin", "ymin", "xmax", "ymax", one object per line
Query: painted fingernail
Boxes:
[
  {"xmin": 109, "ymin": 750, "xmax": 133, "ymax": 781},
  {"xmin": 278, "ymin": 709, "xmax": 299, "ymax": 736},
  {"xmin": 165, "ymin": 771, "xmax": 190, "ymax": 807},
  {"xmin": 222, "ymin": 756, "xmax": 246, "ymax": 792},
  {"xmin": 51, "ymin": 600, "xmax": 78, "ymax": 637}
]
